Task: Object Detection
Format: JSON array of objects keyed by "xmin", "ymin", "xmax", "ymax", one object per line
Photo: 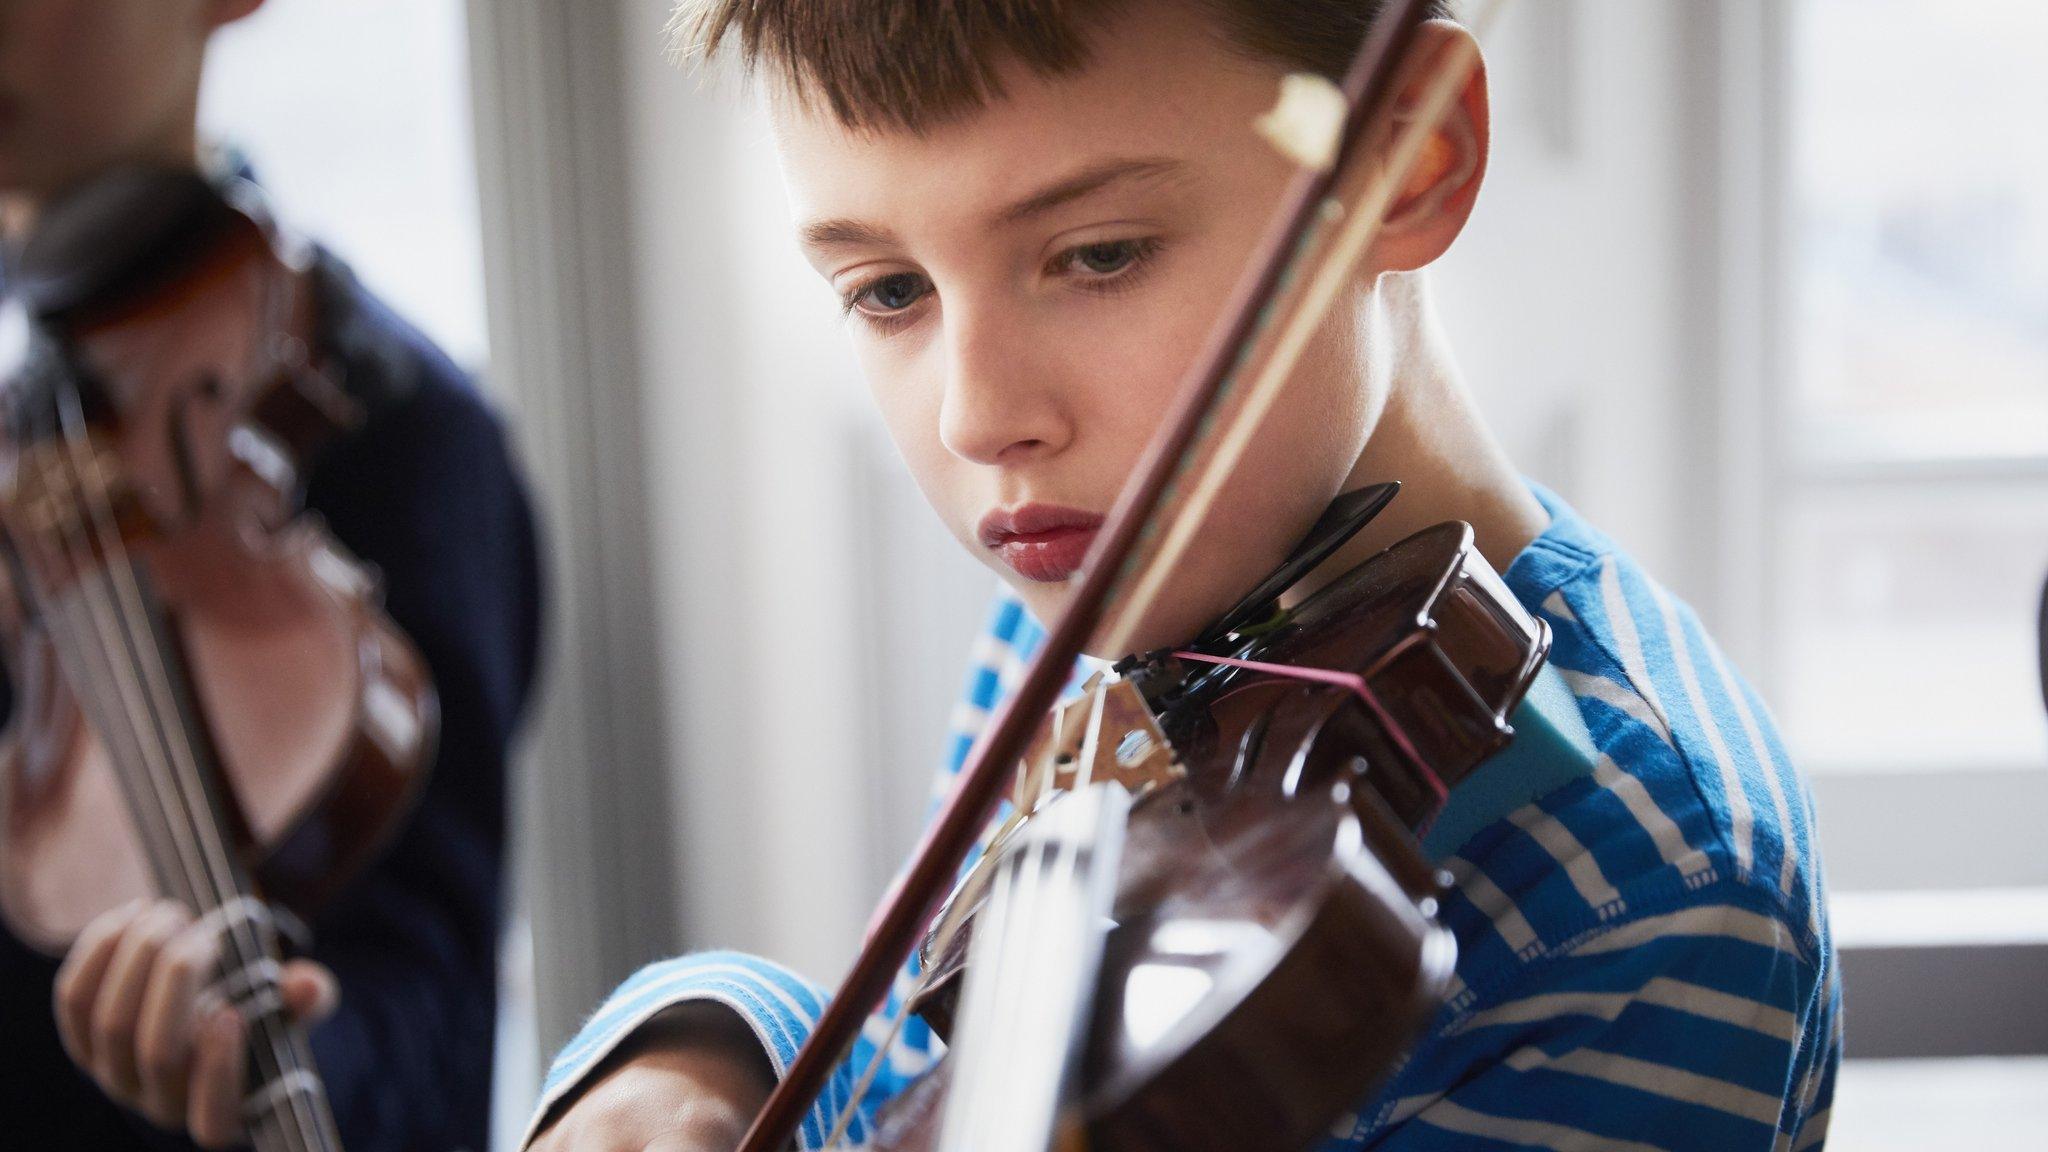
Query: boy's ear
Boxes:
[{"xmin": 1367, "ymin": 21, "xmax": 1490, "ymax": 274}]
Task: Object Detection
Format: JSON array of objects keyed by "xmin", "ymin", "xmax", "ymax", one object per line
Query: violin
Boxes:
[
  {"xmin": 733, "ymin": 3, "xmax": 1532, "ymax": 1150},
  {"xmin": 870, "ymin": 486, "xmax": 1546, "ymax": 1152},
  {"xmin": 0, "ymin": 169, "xmax": 439, "ymax": 1152}
]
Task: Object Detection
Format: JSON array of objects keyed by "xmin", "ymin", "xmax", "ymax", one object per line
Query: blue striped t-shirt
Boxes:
[{"xmin": 523, "ymin": 484, "xmax": 1841, "ymax": 1150}]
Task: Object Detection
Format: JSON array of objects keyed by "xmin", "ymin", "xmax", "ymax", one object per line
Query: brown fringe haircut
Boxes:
[{"xmin": 668, "ymin": 0, "xmax": 1456, "ymax": 132}]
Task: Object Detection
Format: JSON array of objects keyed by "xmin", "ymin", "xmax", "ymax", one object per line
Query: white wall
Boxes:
[
  {"xmin": 203, "ymin": 0, "xmax": 490, "ymax": 367},
  {"xmin": 1434, "ymin": 1, "xmax": 1696, "ymax": 599},
  {"xmin": 617, "ymin": 1, "xmax": 993, "ymax": 981}
]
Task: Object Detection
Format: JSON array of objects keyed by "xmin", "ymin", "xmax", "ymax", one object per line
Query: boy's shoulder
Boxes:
[
  {"xmin": 1425, "ymin": 479, "xmax": 1843, "ymax": 1016},
  {"xmin": 1353, "ymin": 490, "xmax": 1840, "ymax": 1149},
  {"xmin": 1466, "ymin": 485, "xmax": 1828, "ymax": 969}
]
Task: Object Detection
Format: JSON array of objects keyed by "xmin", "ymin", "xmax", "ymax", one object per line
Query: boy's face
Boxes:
[
  {"xmin": 778, "ymin": 3, "xmax": 1469, "ymax": 653},
  {"xmin": 0, "ymin": 0, "xmax": 224, "ymax": 198}
]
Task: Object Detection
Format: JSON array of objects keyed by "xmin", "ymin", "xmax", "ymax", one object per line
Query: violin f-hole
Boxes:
[{"xmin": 167, "ymin": 383, "xmax": 210, "ymax": 526}]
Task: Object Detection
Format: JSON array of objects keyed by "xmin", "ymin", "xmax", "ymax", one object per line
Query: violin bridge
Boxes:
[{"xmin": 1015, "ymin": 676, "xmax": 1182, "ymax": 811}]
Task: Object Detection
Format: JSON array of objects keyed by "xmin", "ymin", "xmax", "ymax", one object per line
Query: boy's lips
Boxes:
[{"xmin": 977, "ymin": 503, "xmax": 1106, "ymax": 583}]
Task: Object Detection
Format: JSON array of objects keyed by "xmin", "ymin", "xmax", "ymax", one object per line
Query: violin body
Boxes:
[
  {"xmin": 878, "ymin": 776, "xmax": 1453, "ymax": 1152},
  {"xmin": 0, "ymin": 170, "xmax": 437, "ymax": 954},
  {"xmin": 874, "ymin": 510, "xmax": 1545, "ymax": 1152}
]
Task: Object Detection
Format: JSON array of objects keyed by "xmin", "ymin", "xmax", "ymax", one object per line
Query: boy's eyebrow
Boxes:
[
  {"xmin": 993, "ymin": 156, "xmax": 1185, "ymax": 226},
  {"xmin": 797, "ymin": 156, "xmax": 1185, "ymax": 255},
  {"xmin": 801, "ymin": 218, "xmax": 900, "ymax": 252}
]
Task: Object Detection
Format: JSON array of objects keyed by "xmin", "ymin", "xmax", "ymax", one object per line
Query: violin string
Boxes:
[
  {"xmin": 43, "ymin": 408, "xmax": 314, "ymax": 1152},
  {"xmin": 1096, "ymin": 0, "xmax": 1503, "ymax": 657},
  {"xmin": 816, "ymin": 872, "xmax": 1008, "ymax": 1147},
  {"xmin": 47, "ymin": 362, "xmax": 326, "ymax": 1152},
  {"xmin": 29, "ymin": 392, "xmax": 220, "ymax": 917},
  {"xmin": 49, "ymin": 380, "xmax": 268, "ymax": 964},
  {"xmin": 33, "ymin": 587, "xmax": 332, "ymax": 1152},
  {"xmin": 240, "ymin": 254, "xmax": 344, "ymax": 1152},
  {"xmin": 972, "ymin": 847, "xmax": 1021, "ymax": 1150},
  {"xmin": 32, "ymin": 424, "xmax": 314, "ymax": 1152},
  {"xmin": 1022, "ymin": 689, "xmax": 1111, "ymax": 1146},
  {"xmin": 968, "ymin": 799, "xmax": 1047, "ymax": 1150},
  {"xmin": 27, "ymin": 563, "xmax": 308, "ymax": 1147},
  {"xmin": 961, "ymin": 687, "xmax": 1115, "ymax": 1152},
  {"xmin": 826, "ymin": 681, "xmax": 1094, "ymax": 1143},
  {"xmin": 35, "ymin": 584, "xmax": 190, "ymax": 902},
  {"xmin": 822, "ymin": 680, "xmax": 1127, "ymax": 1147},
  {"xmin": 941, "ymin": 729, "xmax": 1047, "ymax": 1150},
  {"xmin": 966, "ymin": 781, "xmax": 1047, "ymax": 1145},
  {"xmin": 222, "ymin": 255, "xmax": 345, "ymax": 1152},
  {"xmin": 817, "ymin": 834, "xmax": 1009, "ymax": 1148},
  {"xmin": 1000, "ymin": 695, "xmax": 1101, "ymax": 1151},
  {"xmin": 1173, "ymin": 649, "xmax": 1447, "ymax": 807},
  {"xmin": 8, "ymin": 390, "xmax": 178, "ymax": 893}
]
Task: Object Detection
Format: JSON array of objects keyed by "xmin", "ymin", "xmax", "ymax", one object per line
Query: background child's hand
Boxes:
[
  {"xmin": 52, "ymin": 897, "xmax": 338, "ymax": 1149},
  {"xmin": 528, "ymin": 1001, "xmax": 777, "ymax": 1152}
]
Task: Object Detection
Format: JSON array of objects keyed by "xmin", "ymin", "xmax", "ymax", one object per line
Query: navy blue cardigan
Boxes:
[{"xmin": 0, "ymin": 252, "xmax": 544, "ymax": 1152}]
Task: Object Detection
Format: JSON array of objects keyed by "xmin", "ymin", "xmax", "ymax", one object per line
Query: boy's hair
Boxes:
[{"xmin": 668, "ymin": 0, "xmax": 1457, "ymax": 132}]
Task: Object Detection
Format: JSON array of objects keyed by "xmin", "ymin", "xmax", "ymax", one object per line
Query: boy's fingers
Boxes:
[
  {"xmin": 134, "ymin": 924, "xmax": 220, "ymax": 1128},
  {"xmin": 90, "ymin": 901, "xmax": 192, "ymax": 1099},
  {"xmin": 53, "ymin": 898, "xmax": 147, "ymax": 1068},
  {"xmin": 187, "ymin": 1008, "xmax": 247, "ymax": 1151},
  {"xmin": 279, "ymin": 959, "xmax": 340, "ymax": 1026}
]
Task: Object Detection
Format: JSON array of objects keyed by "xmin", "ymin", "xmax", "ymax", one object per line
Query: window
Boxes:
[
  {"xmin": 197, "ymin": 0, "xmax": 489, "ymax": 368},
  {"xmin": 1775, "ymin": 0, "xmax": 2048, "ymax": 776}
]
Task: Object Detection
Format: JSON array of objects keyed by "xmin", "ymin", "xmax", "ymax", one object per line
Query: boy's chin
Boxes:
[{"xmin": 1007, "ymin": 577, "xmax": 1236, "ymax": 663}]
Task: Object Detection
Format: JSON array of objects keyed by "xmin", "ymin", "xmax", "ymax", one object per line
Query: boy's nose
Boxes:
[{"xmin": 937, "ymin": 312, "xmax": 1071, "ymax": 466}]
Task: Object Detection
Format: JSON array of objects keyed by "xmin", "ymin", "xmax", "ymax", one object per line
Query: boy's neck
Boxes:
[{"xmin": 1287, "ymin": 273, "xmax": 1550, "ymax": 605}]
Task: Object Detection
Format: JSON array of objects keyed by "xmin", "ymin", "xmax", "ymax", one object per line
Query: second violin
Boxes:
[{"xmin": 0, "ymin": 169, "xmax": 439, "ymax": 1152}]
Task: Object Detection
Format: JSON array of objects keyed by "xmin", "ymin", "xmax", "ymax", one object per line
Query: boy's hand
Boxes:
[
  {"xmin": 529, "ymin": 1002, "xmax": 778, "ymax": 1152},
  {"xmin": 52, "ymin": 898, "xmax": 339, "ymax": 1150}
]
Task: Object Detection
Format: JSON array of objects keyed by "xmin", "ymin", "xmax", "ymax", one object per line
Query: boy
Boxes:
[
  {"xmin": 0, "ymin": 2, "xmax": 543, "ymax": 1150},
  {"xmin": 529, "ymin": 2, "xmax": 1838, "ymax": 1149}
]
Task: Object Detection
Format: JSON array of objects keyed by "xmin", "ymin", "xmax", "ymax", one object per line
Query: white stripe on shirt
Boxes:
[
  {"xmin": 1571, "ymin": 902, "xmax": 1795, "ymax": 958},
  {"xmin": 1702, "ymin": 633, "xmax": 1803, "ymax": 910},
  {"xmin": 1648, "ymin": 582, "xmax": 1757, "ymax": 876},
  {"xmin": 1561, "ymin": 668, "xmax": 1675, "ymax": 747},
  {"xmin": 1509, "ymin": 1045, "xmax": 1785, "ymax": 1128},
  {"xmin": 1419, "ymin": 1099, "xmax": 1673, "ymax": 1152},
  {"xmin": 1792, "ymin": 1106, "xmax": 1831, "ymax": 1151},
  {"xmin": 1589, "ymin": 753, "xmax": 1714, "ymax": 883},
  {"xmin": 1453, "ymin": 975, "xmax": 1800, "ymax": 1043},
  {"xmin": 1596, "ymin": 559, "xmax": 1678, "ymax": 739},
  {"xmin": 1507, "ymin": 804, "xmax": 1626, "ymax": 919},
  {"xmin": 1446, "ymin": 856, "xmax": 1543, "ymax": 958}
]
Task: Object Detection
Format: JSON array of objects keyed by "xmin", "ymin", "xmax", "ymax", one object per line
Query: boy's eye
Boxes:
[
  {"xmin": 850, "ymin": 272, "xmax": 931, "ymax": 315},
  {"xmin": 1049, "ymin": 237, "xmax": 1164, "ymax": 289},
  {"xmin": 1069, "ymin": 240, "xmax": 1146, "ymax": 275}
]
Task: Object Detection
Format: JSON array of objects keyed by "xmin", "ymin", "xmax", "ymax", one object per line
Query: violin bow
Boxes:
[{"xmin": 733, "ymin": 2, "xmax": 1498, "ymax": 1147}]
